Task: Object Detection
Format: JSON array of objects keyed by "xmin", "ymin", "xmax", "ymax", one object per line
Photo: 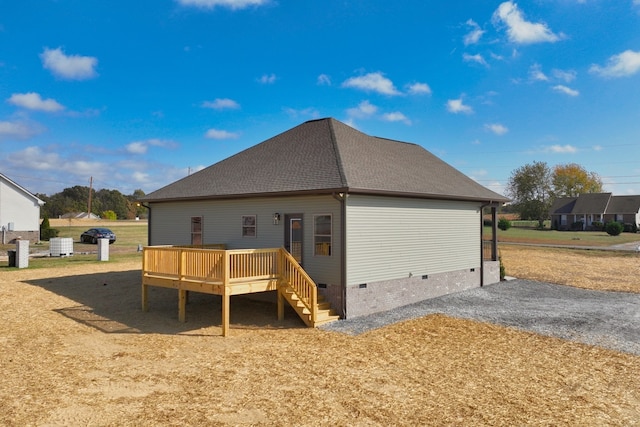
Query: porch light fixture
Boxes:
[{"xmin": 273, "ymin": 213, "xmax": 280, "ymax": 225}]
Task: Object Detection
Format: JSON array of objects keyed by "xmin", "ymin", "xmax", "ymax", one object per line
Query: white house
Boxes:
[
  {"xmin": 0, "ymin": 173, "xmax": 45, "ymax": 243},
  {"xmin": 140, "ymin": 118, "xmax": 508, "ymax": 319}
]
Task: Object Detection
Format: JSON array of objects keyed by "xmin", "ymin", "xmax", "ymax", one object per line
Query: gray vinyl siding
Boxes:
[
  {"xmin": 345, "ymin": 195, "xmax": 481, "ymax": 286},
  {"xmin": 149, "ymin": 195, "xmax": 341, "ymax": 286}
]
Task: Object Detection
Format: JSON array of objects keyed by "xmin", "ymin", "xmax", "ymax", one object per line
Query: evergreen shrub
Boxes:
[{"xmin": 605, "ymin": 221, "xmax": 623, "ymax": 236}]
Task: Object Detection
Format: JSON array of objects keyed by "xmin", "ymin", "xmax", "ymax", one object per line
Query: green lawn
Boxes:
[
  {"xmin": 485, "ymin": 226, "xmax": 640, "ymax": 247},
  {"xmin": 54, "ymin": 224, "xmax": 148, "ymax": 249},
  {"xmin": 2, "ymin": 222, "xmax": 147, "ymax": 270}
]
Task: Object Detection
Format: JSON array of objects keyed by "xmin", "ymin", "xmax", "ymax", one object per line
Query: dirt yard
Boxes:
[{"xmin": 1, "ymin": 246, "xmax": 638, "ymax": 425}]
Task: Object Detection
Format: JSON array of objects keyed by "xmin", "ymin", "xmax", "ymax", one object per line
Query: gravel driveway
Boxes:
[{"xmin": 322, "ymin": 279, "xmax": 640, "ymax": 356}]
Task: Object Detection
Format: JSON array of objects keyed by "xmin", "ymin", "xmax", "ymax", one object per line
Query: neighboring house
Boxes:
[
  {"xmin": 0, "ymin": 173, "xmax": 45, "ymax": 243},
  {"xmin": 60, "ymin": 212, "xmax": 100, "ymax": 220},
  {"xmin": 140, "ymin": 118, "xmax": 508, "ymax": 319},
  {"xmin": 549, "ymin": 193, "xmax": 640, "ymax": 230}
]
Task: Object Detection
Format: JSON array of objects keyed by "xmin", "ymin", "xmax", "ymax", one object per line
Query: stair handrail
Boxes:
[{"xmin": 278, "ymin": 248, "xmax": 317, "ymax": 323}]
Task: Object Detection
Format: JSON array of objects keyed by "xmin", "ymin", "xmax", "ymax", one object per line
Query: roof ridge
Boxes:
[{"xmin": 327, "ymin": 119, "xmax": 349, "ymax": 188}]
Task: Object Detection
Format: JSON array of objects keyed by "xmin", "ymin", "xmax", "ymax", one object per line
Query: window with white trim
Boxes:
[
  {"xmin": 242, "ymin": 215, "xmax": 257, "ymax": 238},
  {"xmin": 314, "ymin": 214, "xmax": 332, "ymax": 256},
  {"xmin": 191, "ymin": 216, "xmax": 203, "ymax": 245}
]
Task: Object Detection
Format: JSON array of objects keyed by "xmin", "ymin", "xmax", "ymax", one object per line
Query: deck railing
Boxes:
[
  {"xmin": 228, "ymin": 248, "xmax": 278, "ymax": 282},
  {"xmin": 142, "ymin": 246, "xmax": 283, "ymax": 282},
  {"xmin": 142, "ymin": 245, "xmax": 318, "ymax": 324},
  {"xmin": 280, "ymin": 249, "xmax": 317, "ymax": 321},
  {"xmin": 482, "ymin": 240, "xmax": 495, "ymax": 261}
]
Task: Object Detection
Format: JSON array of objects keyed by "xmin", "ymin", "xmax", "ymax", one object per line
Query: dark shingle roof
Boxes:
[
  {"xmin": 549, "ymin": 193, "xmax": 640, "ymax": 215},
  {"xmin": 607, "ymin": 195, "xmax": 640, "ymax": 214},
  {"xmin": 142, "ymin": 118, "xmax": 508, "ymax": 203},
  {"xmin": 549, "ymin": 197, "xmax": 577, "ymax": 214},
  {"xmin": 571, "ymin": 193, "xmax": 612, "ymax": 214}
]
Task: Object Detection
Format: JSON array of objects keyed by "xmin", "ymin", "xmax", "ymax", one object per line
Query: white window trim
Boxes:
[
  {"xmin": 241, "ymin": 215, "xmax": 257, "ymax": 238},
  {"xmin": 313, "ymin": 214, "xmax": 332, "ymax": 256}
]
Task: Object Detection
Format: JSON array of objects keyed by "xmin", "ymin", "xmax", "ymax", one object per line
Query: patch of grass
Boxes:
[
  {"xmin": 2, "ymin": 252, "xmax": 142, "ymax": 270},
  {"xmin": 1, "ymin": 223, "xmax": 147, "ymax": 269},
  {"xmin": 485, "ymin": 226, "xmax": 640, "ymax": 247},
  {"xmin": 54, "ymin": 224, "xmax": 148, "ymax": 249}
]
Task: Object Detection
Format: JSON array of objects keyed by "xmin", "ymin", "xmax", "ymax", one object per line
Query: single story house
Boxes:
[
  {"xmin": 60, "ymin": 212, "xmax": 101, "ymax": 220},
  {"xmin": 140, "ymin": 118, "xmax": 508, "ymax": 319},
  {"xmin": 0, "ymin": 173, "xmax": 45, "ymax": 243},
  {"xmin": 549, "ymin": 193, "xmax": 640, "ymax": 231}
]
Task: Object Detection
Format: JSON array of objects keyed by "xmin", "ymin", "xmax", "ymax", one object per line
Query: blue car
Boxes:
[{"xmin": 80, "ymin": 228, "xmax": 116, "ymax": 244}]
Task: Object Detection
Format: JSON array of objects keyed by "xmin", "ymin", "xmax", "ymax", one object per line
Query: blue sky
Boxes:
[{"xmin": 1, "ymin": 0, "xmax": 640, "ymax": 197}]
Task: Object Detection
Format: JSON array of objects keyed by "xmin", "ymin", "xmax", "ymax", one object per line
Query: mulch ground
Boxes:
[
  {"xmin": 500, "ymin": 244, "xmax": 640, "ymax": 293},
  {"xmin": 0, "ymin": 246, "xmax": 638, "ymax": 426}
]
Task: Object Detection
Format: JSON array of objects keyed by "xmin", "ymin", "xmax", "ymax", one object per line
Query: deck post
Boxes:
[
  {"xmin": 141, "ymin": 248, "xmax": 148, "ymax": 312},
  {"xmin": 222, "ymin": 289, "xmax": 230, "ymax": 337},
  {"xmin": 141, "ymin": 283, "xmax": 148, "ymax": 312},
  {"xmin": 311, "ymin": 288, "xmax": 317, "ymax": 326},
  {"xmin": 277, "ymin": 288, "xmax": 284, "ymax": 321},
  {"xmin": 277, "ymin": 249, "xmax": 284, "ymax": 321},
  {"xmin": 178, "ymin": 289, "xmax": 187, "ymax": 322}
]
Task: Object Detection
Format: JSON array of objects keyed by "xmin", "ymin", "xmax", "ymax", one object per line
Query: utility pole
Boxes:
[{"xmin": 88, "ymin": 176, "xmax": 93, "ymax": 217}]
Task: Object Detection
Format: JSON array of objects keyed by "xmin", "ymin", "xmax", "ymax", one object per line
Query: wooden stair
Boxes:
[{"xmin": 280, "ymin": 285, "xmax": 340, "ymax": 327}]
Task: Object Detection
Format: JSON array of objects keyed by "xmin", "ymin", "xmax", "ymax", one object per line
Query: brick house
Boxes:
[{"xmin": 549, "ymin": 193, "xmax": 640, "ymax": 231}]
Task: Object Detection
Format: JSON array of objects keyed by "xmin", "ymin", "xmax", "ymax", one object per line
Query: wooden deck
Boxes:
[{"xmin": 141, "ymin": 246, "xmax": 339, "ymax": 336}]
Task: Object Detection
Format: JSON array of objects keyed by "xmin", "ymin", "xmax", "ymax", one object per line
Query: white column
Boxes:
[
  {"xmin": 16, "ymin": 240, "xmax": 29, "ymax": 268},
  {"xmin": 97, "ymin": 238, "xmax": 109, "ymax": 261}
]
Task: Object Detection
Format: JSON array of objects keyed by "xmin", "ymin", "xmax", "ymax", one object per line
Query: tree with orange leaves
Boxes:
[{"xmin": 552, "ymin": 163, "xmax": 603, "ymax": 198}]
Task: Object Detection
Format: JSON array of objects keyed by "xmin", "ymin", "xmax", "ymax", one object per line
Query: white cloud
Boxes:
[
  {"xmin": 463, "ymin": 53, "xmax": 488, "ymax": 66},
  {"xmin": 589, "ymin": 50, "xmax": 640, "ymax": 78},
  {"xmin": 8, "ymin": 146, "xmax": 103, "ymax": 176},
  {"xmin": 346, "ymin": 100, "xmax": 378, "ymax": 119},
  {"xmin": 317, "ymin": 74, "xmax": 331, "ymax": 85},
  {"xmin": 407, "ymin": 82, "xmax": 432, "ymax": 95},
  {"xmin": 552, "ymin": 68, "xmax": 577, "ymax": 82},
  {"xmin": 485, "ymin": 123, "xmax": 509, "ymax": 135},
  {"xmin": 529, "ymin": 63, "xmax": 548, "ymax": 81},
  {"xmin": 446, "ymin": 98, "xmax": 474, "ymax": 114},
  {"xmin": 257, "ymin": 73, "xmax": 277, "ymax": 84},
  {"xmin": 8, "ymin": 146, "xmax": 59, "ymax": 171},
  {"xmin": 463, "ymin": 19, "xmax": 485, "ymax": 46},
  {"xmin": 546, "ymin": 144, "xmax": 578, "ymax": 153},
  {"xmin": 343, "ymin": 118, "xmax": 357, "ymax": 129},
  {"xmin": 205, "ymin": 128, "xmax": 240, "ymax": 139},
  {"xmin": 40, "ymin": 47, "xmax": 98, "ymax": 80},
  {"xmin": 592, "ymin": 145, "xmax": 603, "ymax": 151},
  {"xmin": 176, "ymin": 0, "xmax": 268, "ymax": 9},
  {"xmin": 382, "ymin": 112, "xmax": 411, "ymax": 125},
  {"xmin": 342, "ymin": 72, "xmax": 401, "ymax": 96},
  {"xmin": 125, "ymin": 139, "xmax": 176, "ymax": 154},
  {"xmin": 126, "ymin": 142, "xmax": 147, "ymax": 154},
  {"xmin": 493, "ymin": 1, "xmax": 562, "ymax": 44},
  {"xmin": 201, "ymin": 98, "xmax": 240, "ymax": 110},
  {"xmin": 8, "ymin": 92, "xmax": 65, "ymax": 112},
  {"xmin": 553, "ymin": 85, "xmax": 579, "ymax": 96},
  {"xmin": 0, "ymin": 120, "xmax": 42, "ymax": 140},
  {"xmin": 283, "ymin": 107, "xmax": 320, "ymax": 119}
]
